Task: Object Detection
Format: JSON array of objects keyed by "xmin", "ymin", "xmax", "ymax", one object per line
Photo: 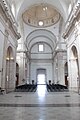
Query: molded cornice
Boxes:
[
  {"xmin": 63, "ymin": 0, "xmax": 80, "ymax": 39},
  {"xmin": 0, "ymin": 0, "xmax": 21, "ymax": 40}
]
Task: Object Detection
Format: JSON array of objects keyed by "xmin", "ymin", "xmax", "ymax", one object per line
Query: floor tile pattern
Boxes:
[{"xmin": 0, "ymin": 89, "xmax": 80, "ymax": 120}]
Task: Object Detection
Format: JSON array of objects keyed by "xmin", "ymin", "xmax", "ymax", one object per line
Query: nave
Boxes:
[{"xmin": 0, "ymin": 0, "xmax": 80, "ymax": 119}]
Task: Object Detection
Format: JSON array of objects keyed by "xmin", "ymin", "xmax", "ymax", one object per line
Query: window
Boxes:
[
  {"xmin": 39, "ymin": 44, "xmax": 44, "ymax": 52},
  {"xmin": 38, "ymin": 21, "xmax": 44, "ymax": 26},
  {"xmin": 68, "ymin": 4, "xmax": 71, "ymax": 15},
  {"xmin": 11, "ymin": 3, "xmax": 15, "ymax": 17}
]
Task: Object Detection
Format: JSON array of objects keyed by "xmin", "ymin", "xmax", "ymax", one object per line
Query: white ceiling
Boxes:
[
  {"xmin": 8, "ymin": 0, "xmax": 72, "ymax": 53},
  {"xmin": 9, "ymin": 0, "xmax": 71, "ymax": 21}
]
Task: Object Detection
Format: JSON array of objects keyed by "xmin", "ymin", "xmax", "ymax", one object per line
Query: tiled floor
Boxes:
[{"xmin": 0, "ymin": 85, "xmax": 80, "ymax": 120}]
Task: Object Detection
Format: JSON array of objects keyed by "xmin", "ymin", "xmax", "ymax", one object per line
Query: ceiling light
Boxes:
[
  {"xmin": 43, "ymin": 7, "xmax": 45, "ymax": 11},
  {"xmin": 45, "ymin": 7, "xmax": 47, "ymax": 10},
  {"xmin": 6, "ymin": 57, "xmax": 9, "ymax": 60},
  {"xmin": 43, "ymin": 6, "xmax": 47, "ymax": 11}
]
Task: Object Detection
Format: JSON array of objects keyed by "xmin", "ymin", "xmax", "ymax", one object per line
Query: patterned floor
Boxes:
[{"xmin": 0, "ymin": 86, "xmax": 80, "ymax": 120}]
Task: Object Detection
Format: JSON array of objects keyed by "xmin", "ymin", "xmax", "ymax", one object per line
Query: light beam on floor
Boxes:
[{"xmin": 37, "ymin": 74, "xmax": 46, "ymax": 102}]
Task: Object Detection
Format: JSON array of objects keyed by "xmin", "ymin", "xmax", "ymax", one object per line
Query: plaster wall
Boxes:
[{"xmin": 67, "ymin": 20, "xmax": 80, "ymax": 91}]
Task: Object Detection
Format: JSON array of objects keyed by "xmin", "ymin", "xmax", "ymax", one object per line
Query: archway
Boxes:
[
  {"xmin": 70, "ymin": 46, "xmax": 79, "ymax": 91},
  {"xmin": 16, "ymin": 63, "xmax": 19, "ymax": 87},
  {"xmin": 6, "ymin": 46, "xmax": 14, "ymax": 92},
  {"xmin": 64, "ymin": 62, "xmax": 68, "ymax": 87}
]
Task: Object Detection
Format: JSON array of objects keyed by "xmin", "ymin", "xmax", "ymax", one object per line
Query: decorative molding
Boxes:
[
  {"xmin": 63, "ymin": 0, "xmax": 80, "ymax": 39},
  {"xmin": 0, "ymin": 0, "xmax": 21, "ymax": 40},
  {"xmin": 22, "ymin": 3, "xmax": 60, "ymax": 27},
  {"xmin": 52, "ymin": 49, "xmax": 67, "ymax": 59},
  {"xmin": 31, "ymin": 52, "xmax": 52, "ymax": 54},
  {"xmin": 30, "ymin": 59, "xmax": 53, "ymax": 63}
]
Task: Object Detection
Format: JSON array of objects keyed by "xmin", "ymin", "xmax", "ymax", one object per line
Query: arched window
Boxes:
[
  {"xmin": 11, "ymin": 3, "xmax": 15, "ymax": 17},
  {"xmin": 68, "ymin": 3, "xmax": 71, "ymax": 15}
]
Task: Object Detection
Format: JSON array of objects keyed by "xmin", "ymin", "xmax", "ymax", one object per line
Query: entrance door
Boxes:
[
  {"xmin": 37, "ymin": 69, "xmax": 46, "ymax": 84},
  {"xmin": 37, "ymin": 69, "xmax": 47, "ymax": 97},
  {"xmin": 37, "ymin": 74, "xmax": 46, "ymax": 84}
]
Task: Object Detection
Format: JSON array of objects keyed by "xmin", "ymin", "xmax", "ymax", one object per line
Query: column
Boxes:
[
  {"xmin": 26, "ymin": 59, "xmax": 30, "ymax": 84},
  {"xmin": 1, "ymin": 30, "xmax": 8, "ymax": 90}
]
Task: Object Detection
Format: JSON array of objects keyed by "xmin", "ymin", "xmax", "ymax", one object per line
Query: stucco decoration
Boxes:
[{"xmin": 22, "ymin": 3, "xmax": 60, "ymax": 27}]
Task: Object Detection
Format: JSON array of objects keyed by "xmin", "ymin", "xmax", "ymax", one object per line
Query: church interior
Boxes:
[{"xmin": 0, "ymin": 0, "xmax": 80, "ymax": 120}]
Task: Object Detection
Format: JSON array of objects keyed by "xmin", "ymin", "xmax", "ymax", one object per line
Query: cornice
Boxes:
[
  {"xmin": 63, "ymin": 0, "xmax": 80, "ymax": 39},
  {"xmin": 52, "ymin": 49, "xmax": 67, "ymax": 59},
  {"xmin": 0, "ymin": 0, "xmax": 21, "ymax": 40}
]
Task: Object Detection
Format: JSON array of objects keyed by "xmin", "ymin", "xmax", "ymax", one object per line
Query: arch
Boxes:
[
  {"xmin": 70, "ymin": 45, "xmax": 79, "ymax": 75},
  {"xmin": 25, "ymin": 29, "xmax": 57, "ymax": 51},
  {"xmin": 28, "ymin": 36, "xmax": 54, "ymax": 50},
  {"xmin": 30, "ymin": 41, "xmax": 53, "ymax": 52},
  {"xmin": 71, "ymin": 45, "xmax": 79, "ymax": 78},
  {"xmin": 69, "ymin": 45, "xmax": 79, "ymax": 91},
  {"xmin": 64, "ymin": 62, "xmax": 68, "ymax": 87},
  {"xmin": 16, "ymin": 63, "xmax": 19, "ymax": 87},
  {"xmin": 5, "ymin": 46, "xmax": 15, "ymax": 92},
  {"xmin": 6, "ymin": 46, "xmax": 14, "ymax": 60},
  {"xmin": 71, "ymin": 46, "xmax": 78, "ymax": 58}
]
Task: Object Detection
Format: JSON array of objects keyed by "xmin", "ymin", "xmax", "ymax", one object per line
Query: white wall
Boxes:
[
  {"xmin": 31, "ymin": 42, "xmax": 52, "ymax": 59},
  {"xmin": 16, "ymin": 52, "xmax": 26, "ymax": 85},
  {"xmin": 23, "ymin": 20, "xmax": 60, "ymax": 41},
  {"xmin": 66, "ymin": 19, "xmax": 80, "ymax": 91},
  {"xmin": 28, "ymin": 41, "xmax": 53, "ymax": 84},
  {"xmin": 0, "ymin": 12, "xmax": 18, "ymax": 91},
  {"xmin": 53, "ymin": 51, "xmax": 67, "ymax": 85}
]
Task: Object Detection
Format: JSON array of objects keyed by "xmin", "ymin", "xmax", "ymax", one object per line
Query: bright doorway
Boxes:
[
  {"xmin": 37, "ymin": 69, "xmax": 47, "ymax": 98},
  {"xmin": 37, "ymin": 69, "xmax": 46, "ymax": 84},
  {"xmin": 37, "ymin": 74, "xmax": 46, "ymax": 84}
]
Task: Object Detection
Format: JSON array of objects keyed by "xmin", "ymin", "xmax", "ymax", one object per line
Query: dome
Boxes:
[{"xmin": 22, "ymin": 3, "xmax": 60, "ymax": 27}]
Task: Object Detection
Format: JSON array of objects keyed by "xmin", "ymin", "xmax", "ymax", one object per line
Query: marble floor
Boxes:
[{"xmin": 0, "ymin": 85, "xmax": 80, "ymax": 120}]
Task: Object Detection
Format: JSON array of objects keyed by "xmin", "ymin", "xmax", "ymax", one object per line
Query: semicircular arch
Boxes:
[
  {"xmin": 30, "ymin": 41, "xmax": 53, "ymax": 52},
  {"xmin": 6, "ymin": 46, "xmax": 14, "ymax": 60},
  {"xmin": 26, "ymin": 29, "xmax": 57, "ymax": 51}
]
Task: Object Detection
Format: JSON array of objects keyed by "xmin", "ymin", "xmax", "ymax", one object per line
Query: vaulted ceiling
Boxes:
[
  {"xmin": 8, "ymin": 0, "xmax": 72, "ymax": 53},
  {"xmin": 9, "ymin": 0, "xmax": 71, "ymax": 20}
]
